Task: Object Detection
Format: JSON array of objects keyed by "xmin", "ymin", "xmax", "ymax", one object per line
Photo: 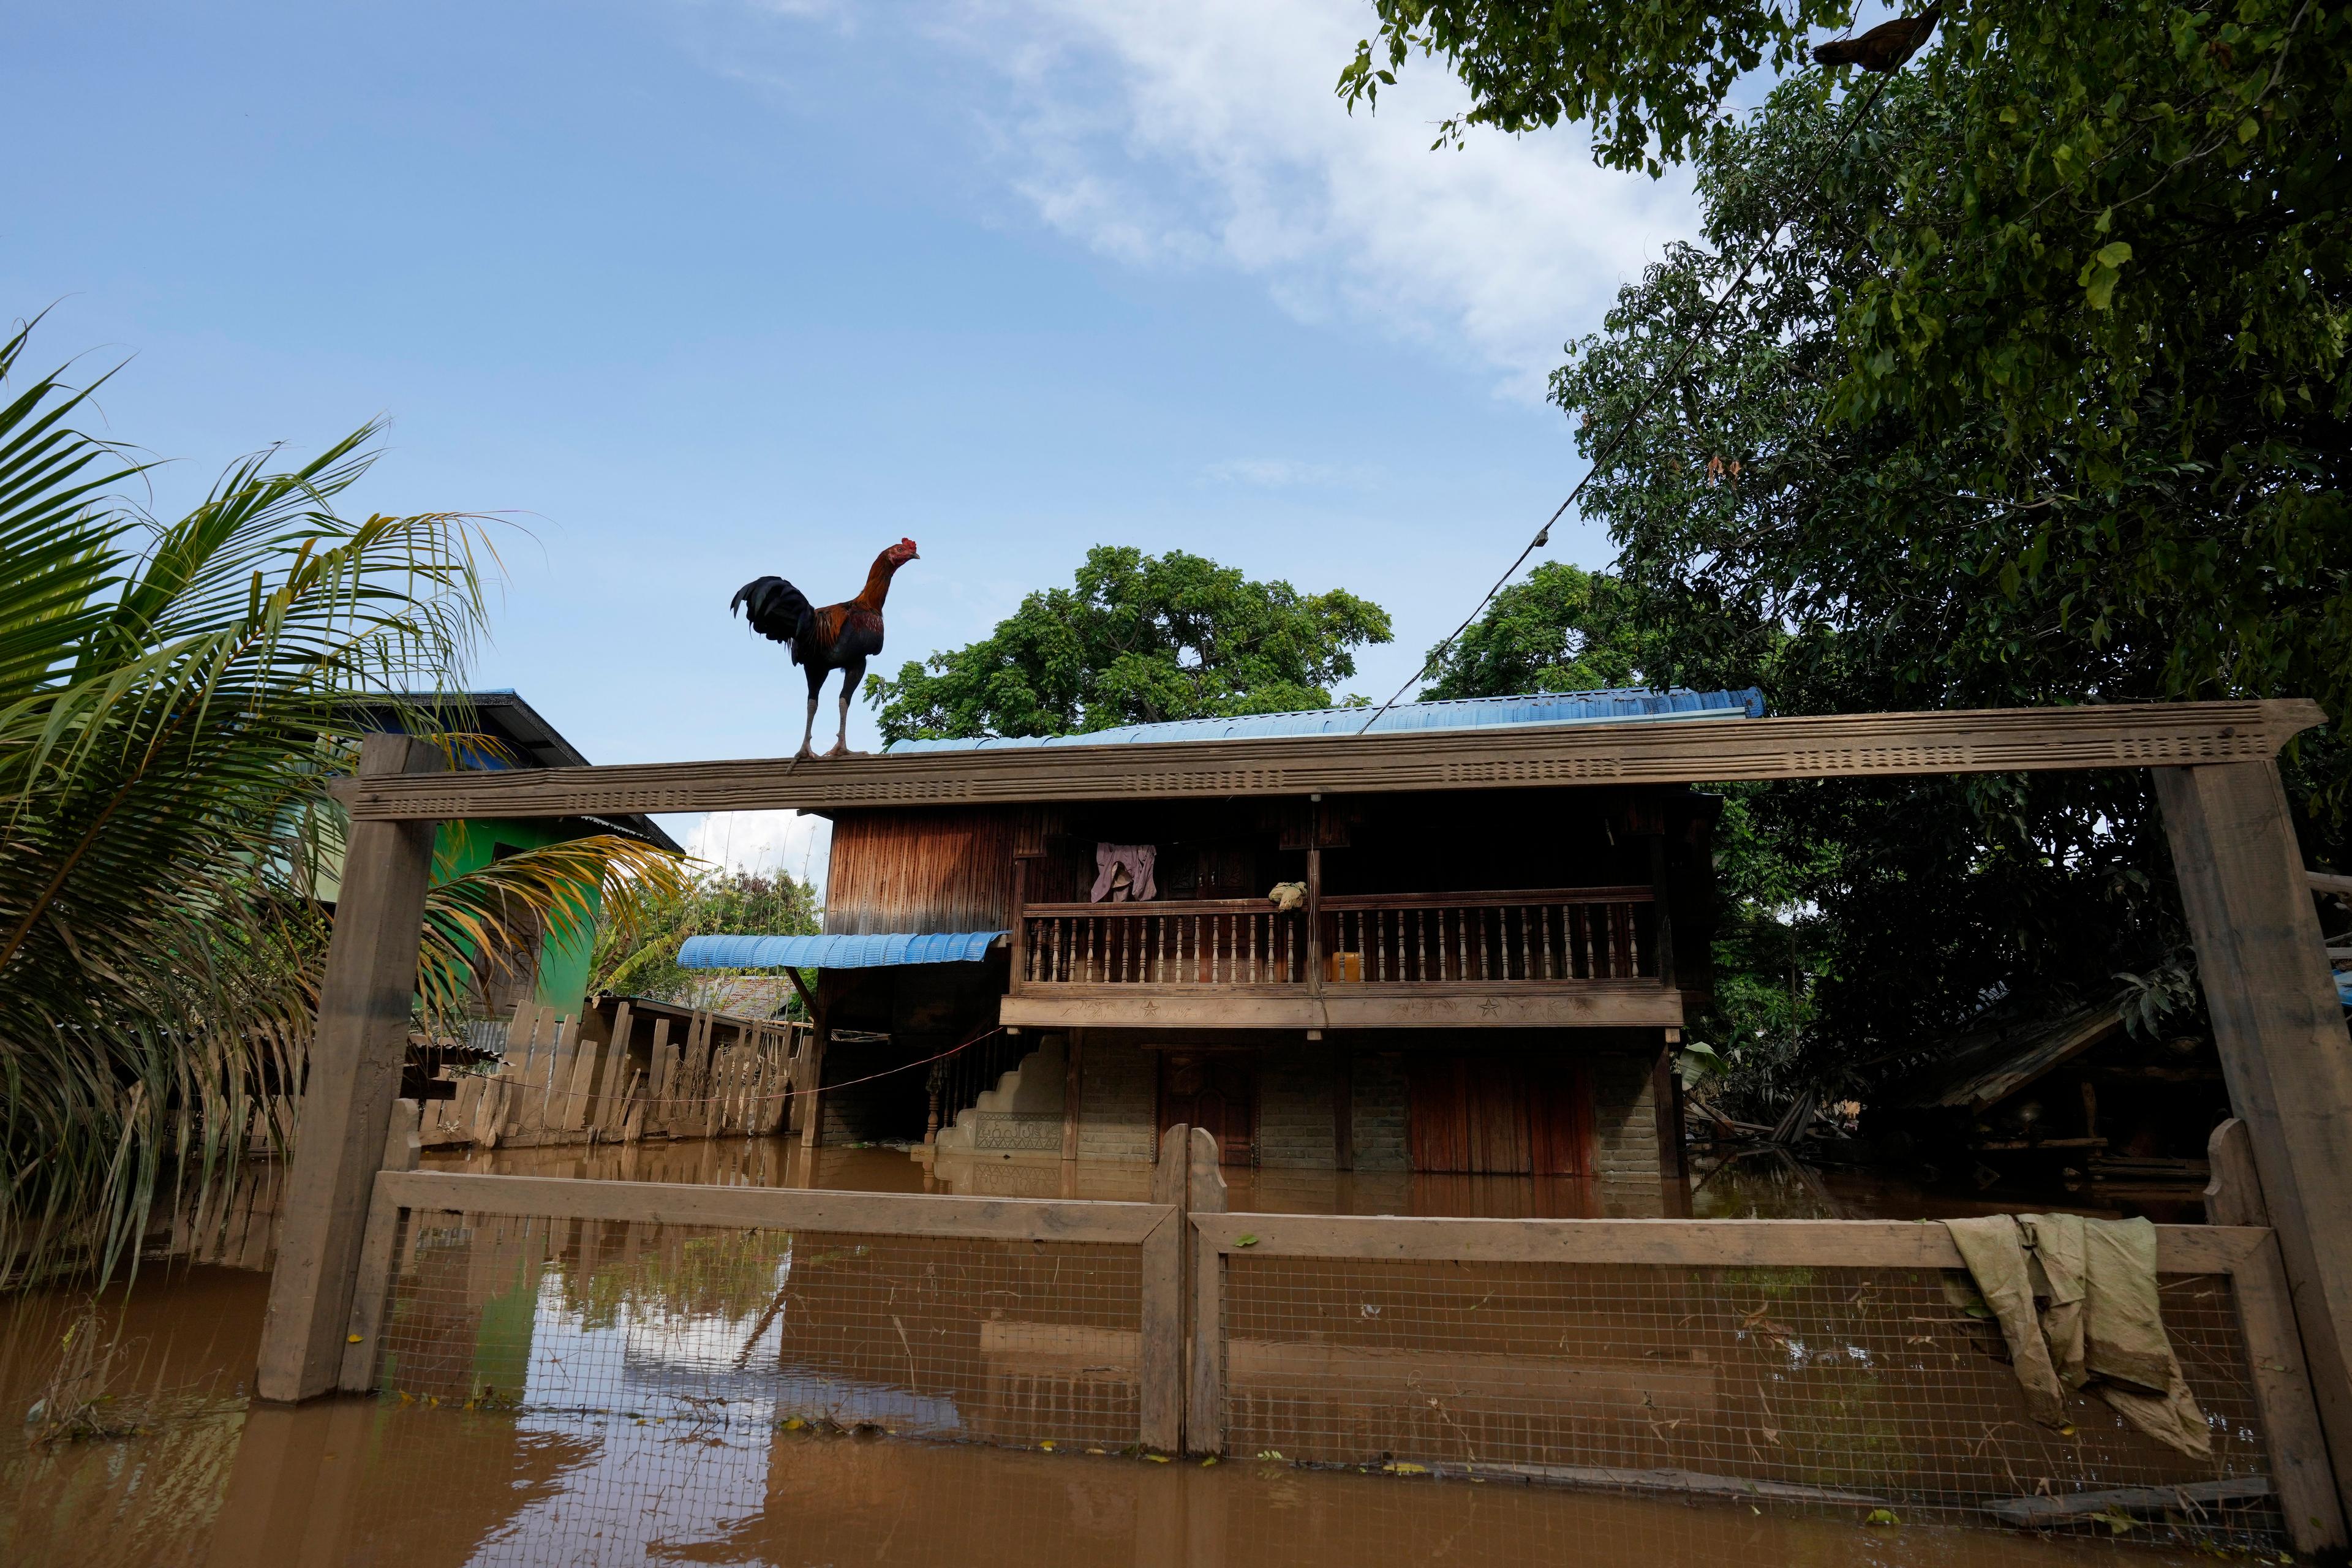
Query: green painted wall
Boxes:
[{"xmin": 434, "ymin": 818, "xmax": 602, "ymax": 1016}]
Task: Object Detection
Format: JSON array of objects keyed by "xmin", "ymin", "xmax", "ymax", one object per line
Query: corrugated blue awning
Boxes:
[
  {"xmin": 678, "ymin": 932, "xmax": 1006, "ymax": 970},
  {"xmin": 882, "ymin": 685, "xmax": 1765, "ymax": 754}
]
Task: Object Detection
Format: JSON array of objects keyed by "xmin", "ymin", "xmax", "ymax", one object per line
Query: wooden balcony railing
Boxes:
[
  {"xmin": 1013, "ymin": 888, "xmax": 1664, "ymax": 991},
  {"xmin": 1319, "ymin": 887, "xmax": 1660, "ymax": 985},
  {"xmin": 1018, "ymin": 899, "xmax": 1305, "ymax": 987}
]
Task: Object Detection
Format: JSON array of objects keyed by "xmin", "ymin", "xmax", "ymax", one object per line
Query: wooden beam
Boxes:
[
  {"xmin": 1000, "ymin": 984, "xmax": 1684, "ymax": 1031},
  {"xmin": 334, "ymin": 699, "xmax": 2323, "ymax": 821},
  {"xmin": 257, "ymin": 733, "xmax": 443, "ymax": 1403},
  {"xmin": 782, "ymin": 965, "xmax": 816, "ymax": 1019},
  {"xmin": 2311, "ymin": 871, "xmax": 2352, "ymax": 897},
  {"xmin": 1186, "ymin": 1212, "xmax": 2264, "ymax": 1272},
  {"xmin": 2157, "ymin": 760, "xmax": 2352, "ymax": 1512},
  {"xmin": 374, "ymin": 1167, "xmax": 1172, "ymax": 1242}
]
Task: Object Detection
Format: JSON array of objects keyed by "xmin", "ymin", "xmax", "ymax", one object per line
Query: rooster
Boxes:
[
  {"xmin": 731, "ymin": 538, "xmax": 919, "ymax": 758},
  {"xmin": 1812, "ymin": 5, "xmax": 1940, "ymax": 72}
]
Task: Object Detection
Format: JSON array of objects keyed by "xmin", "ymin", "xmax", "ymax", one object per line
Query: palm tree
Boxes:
[{"xmin": 0, "ymin": 322, "xmax": 682, "ymax": 1283}]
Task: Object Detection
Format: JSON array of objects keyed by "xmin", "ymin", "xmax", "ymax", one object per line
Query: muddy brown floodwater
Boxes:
[{"xmin": 0, "ymin": 1142, "xmax": 2224, "ymax": 1566}]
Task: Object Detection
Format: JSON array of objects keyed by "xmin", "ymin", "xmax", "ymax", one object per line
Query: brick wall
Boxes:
[{"xmin": 1590, "ymin": 1052, "xmax": 1660, "ymax": 1184}]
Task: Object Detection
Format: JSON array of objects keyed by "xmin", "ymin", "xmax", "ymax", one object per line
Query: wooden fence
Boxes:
[
  {"xmin": 341, "ymin": 1117, "xmax": 2343, "ymax": 1554},
  {"xmin": 417, "ymin": 1001, "xmax": 813, "ymax": 1150}
]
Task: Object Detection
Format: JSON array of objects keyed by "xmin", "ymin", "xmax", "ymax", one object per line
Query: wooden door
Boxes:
[
  {"xmin": 1408, "ymin": 1054, "xmax": 1592, "ymax": 1175},
  {"xmin": 1159, "ymin": 1052, "xmax": 1256, "ymax": 1165}
]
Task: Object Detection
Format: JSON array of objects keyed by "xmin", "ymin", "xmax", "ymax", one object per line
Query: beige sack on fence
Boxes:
[{"xmin": 1942, "ymin": 1213, "xmax": 2211, "ymax": 1459}]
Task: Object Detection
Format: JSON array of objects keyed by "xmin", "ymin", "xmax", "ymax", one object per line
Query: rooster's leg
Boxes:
[
  {"xmin": 827, "ymin": 684, "xmax": 854, "ymax": 757},
  {"xmin": 796, "ymin": 690, "xmax": 820, "ymax": 760},
  {"xmin": 826, "ymin": 655, "xmax": 867, "ymax": 758}
]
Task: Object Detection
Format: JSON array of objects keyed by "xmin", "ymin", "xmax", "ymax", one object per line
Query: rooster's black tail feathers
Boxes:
[{"xmin": 732, "ymin": 576, "xmax": 812, "ymax": 648}]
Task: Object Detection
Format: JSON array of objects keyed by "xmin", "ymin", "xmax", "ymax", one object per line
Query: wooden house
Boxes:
[{"xmin": 683, "ymin": 690, "xmax": 1757, "ymax": 1199}]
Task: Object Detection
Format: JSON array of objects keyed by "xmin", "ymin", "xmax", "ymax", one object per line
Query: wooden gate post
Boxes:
[
  {"xmin": 2156, "ymin": 760, "xmax": 2352, "ymax": 1506},
  {"xmin": 257, "ymin": 733, "xmax": 443, "ymax": 1403}
]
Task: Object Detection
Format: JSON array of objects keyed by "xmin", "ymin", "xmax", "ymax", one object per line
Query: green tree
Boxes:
[
  {"xmin": 1346, "ymin": 2, "xmax": 2350, "ymax": 804},
  {"xmin": 1419, "ymin": 562, "xmax": 1653, "ymax": 698},
  {"xmin": 1349, "ymin": 4, "xmax": 2350, "ymax": 1096},
  {"xmin": 867, "ymin": 546, "xmax": 1392, "ymax": 743},
  {"xmin": 594, "ymin": 868, "xmax": 822, "ymax": 1011}
]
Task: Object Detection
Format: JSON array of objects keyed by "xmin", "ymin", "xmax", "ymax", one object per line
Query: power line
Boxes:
[{"xmin": 1355, "ymin": 70, "xmax": 1898, "ymax": 735}]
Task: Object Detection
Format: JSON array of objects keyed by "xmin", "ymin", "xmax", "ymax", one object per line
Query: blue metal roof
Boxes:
[
  {"xmin": 678, "ymin": 932, "xmax": 1006, "ymax": 970},
  {"xmin": 881, "ymin": 686, "xmax": 1764, "ymax": 754}
]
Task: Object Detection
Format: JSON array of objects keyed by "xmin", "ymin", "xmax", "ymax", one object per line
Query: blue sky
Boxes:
[{"xmin": 8, "ymin": 1, "xmax": 1708, "ymax": 880}]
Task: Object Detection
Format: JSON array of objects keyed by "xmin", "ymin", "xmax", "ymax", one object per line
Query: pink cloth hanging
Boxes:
[{"xmin": 1089, "ymin": 843, "xmax": 1158, "ymax": 902}]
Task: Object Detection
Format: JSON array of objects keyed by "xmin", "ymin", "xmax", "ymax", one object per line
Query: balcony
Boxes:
[{"xmin": 1000, "ymin": 887, "xmax": 1683, "ymax": 1032}]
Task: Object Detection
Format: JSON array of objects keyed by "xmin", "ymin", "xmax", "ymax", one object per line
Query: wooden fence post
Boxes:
[
  {"xmin": 1139, "ymin": 1123, "xmax": 1189, "ymax": 1452},
  {"xmin": 257, "ymin": 732, "xmax": 442, "ymax": 1403},
  {"xmin": 2157, "ymin": 760, "xmax": 2352, "ymax": 1509},
  {"xmin": 1184, "ymin": 1125, "xmax": 1227, "ymax": 1456}
]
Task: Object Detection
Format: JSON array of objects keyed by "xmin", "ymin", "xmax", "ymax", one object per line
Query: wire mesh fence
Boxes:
[
  {"xmin": 348, "ymin": 1174, "xmax": 2313, "ymax": 1557},
  {"xmin": 1217, "ymin": 1254, "xmax": 2283, "ymax": 1551},
  {"xmin": 369, "ymin": 1209, "xmax": 1150, "ymax": 1451}
]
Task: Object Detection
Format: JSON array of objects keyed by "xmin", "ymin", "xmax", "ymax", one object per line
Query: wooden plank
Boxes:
[
  {"xmin": 2206, "ymin": 1118, "xmax": 2270, "ymax": 1227},
  {"xmin": 1137, "ymin": 1207, "xmax": 1184, "ymax": 1452},
  {"xmin": 799, "ymin": 1013, "xmax": 827, "ymax": 1150},
  {"xmin": 647, "ymin": 1016, "xmax": 675, "ymax": 1127},
  {"xmin": 2310, "ymin": 871, "xmax": 2352, "ymax": 897},
  {"xmin": 337, "ymin": 1099, "xmax": 421, "ymax": 1392},
  {"xmin": 1320, "ymin": 885, "xmax": 1656, "ymax": 910},
  {"xmin": 1149, "ymin": 1123, "xmax": 1188, "ymax": 1207},
  {"xmin": 2228, "ymin": 1229, "xmax": 2348, "ymax": 1553},
  {"xmin": 594, "ymin": 1001, "xmax": 634, "ymax": 1136},
  {"xmin": 2155, "ymin": 760, "xmax": 2352, "ymax": 1514},
  {"xmin": 1000, "ymin": 985, "xmax": 1684, "ymax": 1031},
  {"xmin": 375, "ymin": 1169, "xmax": 1175, "ymax": 1243},
  {"xmin": 1186, "ymin": 1213, "xmax": 2264, "ymax": 1272},
  {"xmin": 256, "ymin": 732, "xmax": 442, "ymax": 1404},
  {"xmin": 561, "ymin": 1014, "xmax": 601, "ymax": 1131},
  {"xmin": 1983, "ymin": 1477, "xmax": 2273, "ymax": 1528},
  {"xmin": 1186, "ymin": 1126, "xmax": 1226, "ymax": 1456},
  {"xmin": 336, "ymin": 699, "xmax": 2323, "ymax": 820}
]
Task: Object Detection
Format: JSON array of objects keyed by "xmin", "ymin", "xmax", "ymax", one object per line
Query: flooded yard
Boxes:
[
  {"xmin": 1, "ymin": 1264, "xmax": 2248, "ymax": 1567},
  {"xmin": 1, "ymin": 1131, "xmax": 2263, "ymax": 1567}
]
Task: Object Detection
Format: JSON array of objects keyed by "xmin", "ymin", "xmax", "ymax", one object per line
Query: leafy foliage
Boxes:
[
  {"xmin": 0, "ymin": 323, "xmax": 678, "ymax": 1281},
  {"xmin": 1419, "ymin": 561, "xmax": 1653, "ymax": 698},
  {"xmin": 1354, "ymin": 2, "xmax": 2349, "ymax": 1095},
  {"xmin": 592, "ymin": 868, "xmax": 821, "ymax": 1012},
  {"xmin": 420, "ymin": 834, "xmax": 691, "ymax": 1028},
  {"xmin": 867, "ymin": 546, "xmax": 1392, "ymax": 743}
]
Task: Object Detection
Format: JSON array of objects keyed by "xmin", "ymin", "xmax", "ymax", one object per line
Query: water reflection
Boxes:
[{"xmin": 0, "ymin": 1264, "xmax": 2241, "ymax": 1566}]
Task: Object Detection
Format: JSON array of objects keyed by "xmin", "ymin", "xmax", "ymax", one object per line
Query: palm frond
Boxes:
[
  {"xmin": 0, "ymin": 325, "xmax": 499, "ymax": 1284},
  {"xmin": 417, "ymin": 834, "xmax": 693, "ymax": 1028}
]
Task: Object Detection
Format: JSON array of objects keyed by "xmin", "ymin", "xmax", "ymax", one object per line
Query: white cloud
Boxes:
[
  {"xmin": 943, "ymin": 0, "xmax": 1700, "ymax": 397},
  {"xmin": 676, "ymin": 809, "xmax": 832, "ymax": 895},
  {"xmin": 1201, "ymin": 456, "xmax": 1376, "ymax": 489}
]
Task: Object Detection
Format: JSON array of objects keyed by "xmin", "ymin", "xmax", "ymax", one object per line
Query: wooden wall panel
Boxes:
[{"xmin": 824, "ymin": 807, "xmax": 1026, "ymax": 935}]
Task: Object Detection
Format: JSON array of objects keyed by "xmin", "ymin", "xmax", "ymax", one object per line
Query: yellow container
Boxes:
[{"xmin": 1325, "ymin": 952, "xmax": 1363, "ymax": 983}]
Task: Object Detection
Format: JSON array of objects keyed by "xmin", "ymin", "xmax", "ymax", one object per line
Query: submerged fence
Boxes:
[{"xmin": 341, "ymin": 1127, "xmax": 2337, "ymax": 1555}]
